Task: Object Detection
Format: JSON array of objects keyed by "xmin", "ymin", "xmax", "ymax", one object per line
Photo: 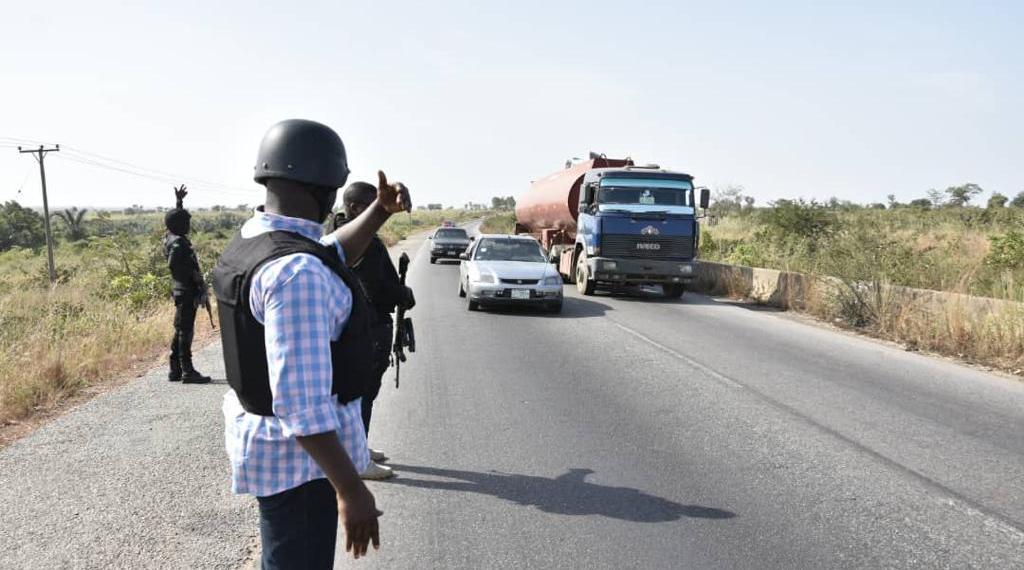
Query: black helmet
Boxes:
[
  {"xmin": 254, "ymin": 119, "xmax": 350, "ymax": 189},
  {"xmin": 165, "ymin": 208, "xmax": 191, "ymax": 235}
]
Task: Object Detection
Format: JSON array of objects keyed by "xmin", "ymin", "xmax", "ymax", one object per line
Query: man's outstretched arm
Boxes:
[{"xmin": 330, "ymin": 171, "xmax": 411, "ymax": 264}]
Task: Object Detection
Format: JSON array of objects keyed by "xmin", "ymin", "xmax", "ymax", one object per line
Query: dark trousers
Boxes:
[
  {"xmin": 257, "ymin": 478, "xmax": 338, "ymax": 570},
  {"xmin": 362, "ymin": 321, "xmax": 393, "ymax": 437},
  {"xmin": 170, "ymin": 291, "xmax": 197, "ymax": 367}
]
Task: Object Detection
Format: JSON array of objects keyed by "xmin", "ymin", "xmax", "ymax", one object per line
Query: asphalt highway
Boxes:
[
  {"xmin": 2, "ymin": 225, "xmax": 1023, "ymax": 569},
  {"xmin": 353, "ymin": 230, "xmax": 1024, "ymax": 568}
]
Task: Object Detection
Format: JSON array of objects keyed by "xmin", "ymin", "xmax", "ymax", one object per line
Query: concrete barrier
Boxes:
[{"xmin": 695, "ymin": 260, "xmax": 1021, "ymax": 316}]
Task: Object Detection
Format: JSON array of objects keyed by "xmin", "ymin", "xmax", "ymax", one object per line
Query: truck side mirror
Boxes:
[
  {"xmin": 699, "ymin": 188, "xmax": 710, "ymax": 210},
  {"xmin": 583, "ymin": 184, "xmax": 596, "ymax": 206}
]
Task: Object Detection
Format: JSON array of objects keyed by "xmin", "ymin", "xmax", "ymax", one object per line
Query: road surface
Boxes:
[
  {"xmin": 357, "ymin": 224, "xmax": 1024, "ymax": 568},
  {"xmin": 2, "ymin": 223, "xmax": 1023, "ymax": 569}
]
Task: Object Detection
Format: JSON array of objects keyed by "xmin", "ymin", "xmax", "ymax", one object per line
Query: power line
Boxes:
[
  {"xmin": 58, "ymin": 153, "xmax": 255, "ymax": 199},
  {"xmin": 2, "ymin": 137, "xmax": 259, "ymax": 201}
]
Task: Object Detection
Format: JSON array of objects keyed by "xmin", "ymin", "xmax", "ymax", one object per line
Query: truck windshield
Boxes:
[
  {"xmin": 598, "ymin": 178, "xmax": 693, "ymax": 207},
  {"xmin": 474, "ymin": 239, "xmax": 546, "ymax": 262}
]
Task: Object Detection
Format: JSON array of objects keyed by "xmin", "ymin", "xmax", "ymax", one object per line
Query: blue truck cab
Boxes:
[{"xmin": 568, "ymin": 166, "xmax": 709, "ymax": 298}]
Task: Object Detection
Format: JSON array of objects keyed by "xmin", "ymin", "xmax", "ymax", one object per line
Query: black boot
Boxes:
[
  {"xmin": 181, "ymin": 358, "xmax": 211, "ymax": 384},
  {"xmin": 168, "ymin": 356, "xmax": 182, "ymax": 382},
  {"xmin": 178, "ymin": 328, "xmax": 210, "ymax": 384}
]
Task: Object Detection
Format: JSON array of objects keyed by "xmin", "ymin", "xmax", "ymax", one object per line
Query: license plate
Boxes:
[{"xmin": 511, "ymin": 289, "xmax": 531, "ymax": 300}]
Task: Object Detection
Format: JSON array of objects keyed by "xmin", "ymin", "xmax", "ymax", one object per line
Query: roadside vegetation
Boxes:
[
  {"xmin": 0, "ymin": 204, "xmax": 480, "ymax": 424},
  {"xmin": 480, "ymin": 212, "xmax": 516, "ymax": 234},
  {"xmin": 700, "ymin": 186, "xmax": 1024, "ymax": 372}
]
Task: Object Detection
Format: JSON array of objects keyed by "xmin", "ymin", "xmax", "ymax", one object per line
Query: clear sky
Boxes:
[{"xmin": 1, "ymin": 1, "xmax": 1021, "ymax": 209}]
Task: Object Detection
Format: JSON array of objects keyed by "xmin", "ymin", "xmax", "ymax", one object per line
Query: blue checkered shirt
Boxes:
[{"xmin": 222, "ymin": 209, "xmax": 370, "ymax": 497}]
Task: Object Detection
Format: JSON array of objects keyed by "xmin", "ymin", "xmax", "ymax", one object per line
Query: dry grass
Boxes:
[
  {"xmin": 0, "ymin": 208, "xmax": 487, "ymax": 423},
  {"xmin": 700, "ymin": 207, "xmax": 1024, "ymax": 374},
  {"xmin": 798, "ymin": 276, "xmax": 1024, "ymax": 373},
  {"xmin": 480, "ymin": 212, "xmax": 516, "ymax": 234}
]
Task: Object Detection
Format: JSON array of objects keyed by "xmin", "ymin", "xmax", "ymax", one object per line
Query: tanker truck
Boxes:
[{"xmin": 515, "ymin": 154, "xmax": 709, "ymax": 298}]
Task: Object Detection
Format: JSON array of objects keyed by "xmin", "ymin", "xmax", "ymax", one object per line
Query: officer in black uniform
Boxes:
[
  {"xmin": 336, "ymin": 182, "xmax": 415, "ymax": 479},
  {"xmin": 164, "ymin": 185, "xmax": 212, "ymax": 384}
]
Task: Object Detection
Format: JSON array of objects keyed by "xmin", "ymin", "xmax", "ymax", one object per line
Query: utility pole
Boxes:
[{"xmin": 18, "ymin": 144, "xmax": 60, "ymax": 284}]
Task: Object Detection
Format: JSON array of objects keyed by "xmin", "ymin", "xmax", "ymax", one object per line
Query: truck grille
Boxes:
[{"xmin": 601, "ymin": 234, "xmax": 694, "ymax": 259}]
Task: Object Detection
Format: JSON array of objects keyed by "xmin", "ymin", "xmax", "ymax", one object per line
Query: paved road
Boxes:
[
  {"xmin": 355, "ymin": 228, "xmax": 1024, "ymax": 568},
  {"xmin": 3, "ymin": 222, "xmax": 1024, "ymax": 569}
]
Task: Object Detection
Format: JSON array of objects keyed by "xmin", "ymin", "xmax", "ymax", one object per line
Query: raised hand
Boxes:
[
  {"xmin": 174, "ymin": 184, "xmax": 188, "ymax": 209},
  {"xmin": 376, "ymin": 171, "xmax": 411, "ymax": 214}
]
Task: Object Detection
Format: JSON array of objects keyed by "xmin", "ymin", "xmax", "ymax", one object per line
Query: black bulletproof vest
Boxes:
[
  {"xmin": 212, "ymin": 230, "xmax": 376, "ymax": 416},
  {"xmin": 164, "ymin": 234, "xmax": 199, "ymax": 294}
]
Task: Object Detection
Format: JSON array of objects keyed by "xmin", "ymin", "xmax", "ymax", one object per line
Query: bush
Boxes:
[
  {"xmin": 0, "ymin": 201, "xmax": 46, "ymax": 251},
  {"xmin": 759, "ymin": 199, "xmax": 838, "ymax": 242},
  {"xmin": 987, "ymin": 231, "xmax": 1024, "ymax": 270}
]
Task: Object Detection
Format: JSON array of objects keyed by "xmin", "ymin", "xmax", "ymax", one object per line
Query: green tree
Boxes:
[
  {"xmin": 52, "ymin": 207, "xmax": 89, "ymax": 241},
  {"xmin": 944, "ymin": 183, "xmax": 983, "ymax": 207},
  {"xmin": 987, "ymin": 193, "xmax": 1008, "ymax": 209},
  {"xmin": 908, "ymin": 198, "xmax": 932, "ymax": 209},
  {"xmin": 1010, "ymin": 191, "xmax": 1024, "ymax": 208},
  {"xmin": 926, "ymin": 189, "xmax": 946, "ymax": 208},
  {"xmin": 0, "ymin": 201, "xmax": 46, "ymax": 251}
]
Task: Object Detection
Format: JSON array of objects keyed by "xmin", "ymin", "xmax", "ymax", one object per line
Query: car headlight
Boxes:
[
  {"xmin": 543, "ymin": 276, "xmax": 561, "ymax": 286},
  {"xmin": 475, "ymin": 274, "xmax": 495, "ymax": 284}
]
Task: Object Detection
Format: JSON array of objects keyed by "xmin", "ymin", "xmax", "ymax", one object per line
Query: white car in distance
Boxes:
[{"xmin": 459, "ymin": 235, "xmax": 563, "ymax": 313}]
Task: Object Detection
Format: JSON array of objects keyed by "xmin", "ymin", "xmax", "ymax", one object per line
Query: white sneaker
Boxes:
[
  {"xmin": 369, "ymin": 448, "xmax": 389, "ymax": 463},
  {"xmin": 360, "ymin": 461, "xmax": 395, "ymax": 480}
]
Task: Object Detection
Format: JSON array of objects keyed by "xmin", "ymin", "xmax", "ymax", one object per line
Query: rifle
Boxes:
[
  {"xmin": 203, "ymin": 296, "xmax": 216, "ymax": 329},
  {"xmin": 392, "ymin": 252, "xmax": 415, "ymax": 388}
]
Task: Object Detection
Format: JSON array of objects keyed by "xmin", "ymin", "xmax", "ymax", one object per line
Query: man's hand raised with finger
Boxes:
[{"xmin": 377, "ymin": 170, "xmax": 411, "ymax": 214}]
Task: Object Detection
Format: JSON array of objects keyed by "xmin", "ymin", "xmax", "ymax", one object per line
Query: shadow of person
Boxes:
[{"xmin": 384, "ymin": 464, "xmax": 736, "ymax": 523}]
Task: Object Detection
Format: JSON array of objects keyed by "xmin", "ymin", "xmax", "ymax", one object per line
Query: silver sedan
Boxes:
[{"xmin": 458, "ymin": 235, "xmax": 563, "ymax": 313}]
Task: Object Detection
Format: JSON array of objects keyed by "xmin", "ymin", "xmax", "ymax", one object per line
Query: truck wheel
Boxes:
[
  {"xmin": 663, "ymin": 284, "xmax": 685, "ymax": 298},
  {"xmin": 575, "ymin": 253, "xmax": 595, "ymax": 296}
]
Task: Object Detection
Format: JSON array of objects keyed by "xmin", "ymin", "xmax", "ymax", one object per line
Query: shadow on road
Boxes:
[{"xmin": 383, "ymin": 464, "xmax": 737, "ymax": 523}]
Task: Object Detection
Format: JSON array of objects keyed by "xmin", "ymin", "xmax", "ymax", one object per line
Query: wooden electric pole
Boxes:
[{"xmin": 18, "ymin": 144, "xmax": 60, "ymax": 284}]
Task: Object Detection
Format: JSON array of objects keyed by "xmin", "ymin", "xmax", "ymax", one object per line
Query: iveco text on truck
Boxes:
[{"xmin": 515, "ymin": 154, "xmax": 709, "ymax": 298}]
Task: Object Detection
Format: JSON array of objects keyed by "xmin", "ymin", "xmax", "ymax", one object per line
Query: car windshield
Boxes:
[
  {"xmin": 598, "ymin": 178, "xmax": 694, "ymax": 207},
  {"xmin": 474, "ymin": 239, "xmax": 546, "ymax": 262},
  {"xmin": 435, "ymin": 228, "xmax": 468, "ymax": 239}
]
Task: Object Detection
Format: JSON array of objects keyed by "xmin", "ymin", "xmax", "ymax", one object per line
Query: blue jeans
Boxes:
[{"xmin": 257, "ymin": 478, "xmax": 338, "ymax": 570}]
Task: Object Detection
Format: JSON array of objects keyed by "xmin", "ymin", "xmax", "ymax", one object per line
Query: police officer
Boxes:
[
  {"xmin": 213, "ymin": 119, "xmax": 410, "ymax": 567},
  {"xmin": 338, "ymin": 182, "xmax": 416, "ymax": 481},
  {"xmin": 164, "ymin": 185, "xmax": 212, "ymax": 384}
]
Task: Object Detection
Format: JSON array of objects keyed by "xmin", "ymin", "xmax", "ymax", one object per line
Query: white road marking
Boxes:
[{"xmin": 611, "ymin": 320, "xmax": 744, "ymax": 389}]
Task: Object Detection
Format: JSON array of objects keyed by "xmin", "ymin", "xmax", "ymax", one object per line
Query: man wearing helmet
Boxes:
[
  {"xmin": 163, "ymin": 185, "xmax": 212, "ymax": 384},
  {"xmin": 213, "ymin": 119, "xmax": 410, "ymax": 567}
]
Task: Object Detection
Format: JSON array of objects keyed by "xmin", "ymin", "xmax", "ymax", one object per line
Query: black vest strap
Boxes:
[{"xmin": 213, "ymin": 230, "xmax": 376, "ymax": 416}]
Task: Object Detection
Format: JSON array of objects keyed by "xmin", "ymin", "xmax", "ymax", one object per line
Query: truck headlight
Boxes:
[
  {"xmin": 542, "ymin": 276, "xmax": 561, "ymax": 286},
  {"xmin": 680, "ymin": 264, "xmax": 693, "ymax": 274},
  {"xmin": 602, "ymin": 261, "xmax": 618, "ymax": 271}
]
